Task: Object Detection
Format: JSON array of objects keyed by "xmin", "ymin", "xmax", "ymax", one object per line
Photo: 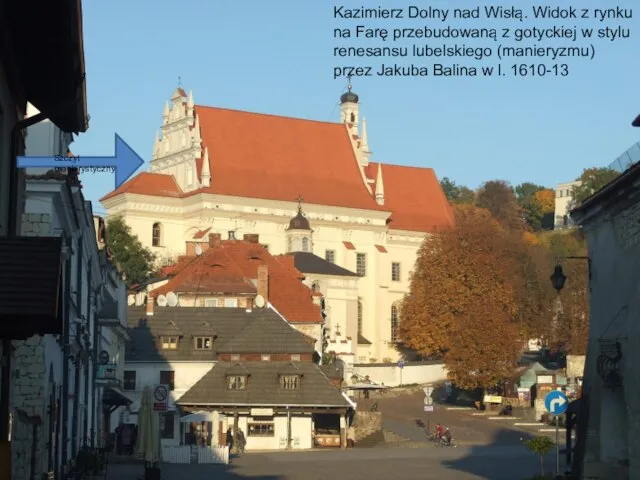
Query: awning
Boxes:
[
  {"xmin": 180, "ymin": 412, "xmax": 219, "ymax": 423},
  {"xmin": 2, "ymin": 0, "xmax": 88, "ymax": 132},
  {"xmin": 0, "ymin": 236, "xmax": 62, "ymax": 338},
  {"xmin": 102, "ymin": 387, "xmax": 133, "ymax": 407}
]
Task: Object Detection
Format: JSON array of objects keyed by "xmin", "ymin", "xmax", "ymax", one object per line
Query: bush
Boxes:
[{"xmin": 523, "ymin": 436, "xmax": 555, "ymax": 477}]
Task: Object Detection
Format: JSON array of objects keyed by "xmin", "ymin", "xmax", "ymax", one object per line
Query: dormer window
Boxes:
[
  {"xmin": 280, "ymin": 375, "xmax": 300, "ymax": 390},
  {"xmin": 194, "ymin": 337, "xmax": 213, "ymax": 350},
  {"xmin": 261, "ymin": 354, "xmax": 271, "ymax": 361},
  {"xmin": 228, "ymin": 230, "xmax": 236, "ymax": 240},
  {"xmin": 160, "ymin": 336, "xmax": 178, "ymax": 350},
  {"xmin": 227, "ymin": 375, "xmax": 247, "ymax": 390}
]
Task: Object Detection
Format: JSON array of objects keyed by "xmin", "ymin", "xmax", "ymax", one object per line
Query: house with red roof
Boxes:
[{"xmin": 102, "ymin": 85, "xmax": 454, "ymax": 363}]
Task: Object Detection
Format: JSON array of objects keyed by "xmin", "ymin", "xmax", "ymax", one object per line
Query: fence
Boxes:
[
  {"xmin": 350, "ymin": 360, "xmax": 447, "ymax": 387},
  {"xmin": 608, "ymin": 140, "xmax": 640, "ymax": 173},
  {"xmin": 161, "ymin": 445, "xmax": 229, "ymax": 464}
]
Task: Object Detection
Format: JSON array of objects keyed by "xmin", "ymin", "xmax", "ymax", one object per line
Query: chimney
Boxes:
[
  {"xmin": 146, "ymin": 295, "xmax": 154, "ymax": 316},
  {"xmin": 185, "ymin": 241, "xmax": 196, "ymax": 256},
  {"xmin": 257, "ymin": 264, "xmax": 269, "ymax": 303},
  {"xmin": 208, "ymin": 233, "xmax": 221, "ymax": 248},
  {"xmin": 243, "ymin": 234, "xmax": 260, "ymax": 244}
]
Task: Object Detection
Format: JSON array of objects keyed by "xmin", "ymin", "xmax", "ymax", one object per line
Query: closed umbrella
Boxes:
[{"xmin": 135, "ymin": 386, "xmax": 162, "ymax": 468}]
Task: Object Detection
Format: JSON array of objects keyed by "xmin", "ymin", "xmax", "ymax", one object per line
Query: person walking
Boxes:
[{"xmin": 236, "ymin": 428, "xmax": 246, "ymax": 454}]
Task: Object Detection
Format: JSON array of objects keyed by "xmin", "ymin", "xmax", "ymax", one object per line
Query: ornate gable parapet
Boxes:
[{"xmin": 150, "ymin": 87, "xmax": 204, "ymax": 193}]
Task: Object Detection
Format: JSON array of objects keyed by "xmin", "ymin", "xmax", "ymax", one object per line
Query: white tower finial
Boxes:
[
  {"xmin": 201, "ymin": 147, "xmax": 211, "ymax": 187},
  {"xmin": 375, "ymin": 164, "xmax": 385, "ymax": 205}
]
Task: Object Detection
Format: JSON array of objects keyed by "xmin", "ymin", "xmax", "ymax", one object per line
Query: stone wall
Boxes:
[
  {"xmin": 10, "ymin": 336, "xmax": 46, "ymax": 480},
  {"xmin": 351, "ymin": 411, "xmax": 382, "ymax": 442}
]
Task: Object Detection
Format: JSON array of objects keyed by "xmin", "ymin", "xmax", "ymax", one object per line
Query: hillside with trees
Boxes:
[{"xmin": 399, "ymin": 167, "xmax": 615, "ymax": 391}]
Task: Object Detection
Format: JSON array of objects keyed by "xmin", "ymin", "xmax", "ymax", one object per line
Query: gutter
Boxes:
[{"xmin": 60, "ymin": 236, "xmax": 73, "ymax": 472}]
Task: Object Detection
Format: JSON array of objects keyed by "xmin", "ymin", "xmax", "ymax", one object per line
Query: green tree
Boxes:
[
  {"xmin": 523, "ymin": 436, "xmax": 555, "ymax": 477},
  {"xmin": 514, "ymin": 183, "xmax": 554, "ymax": 231},
  {"xmin": 105, "ymin": 216, "xmax": 156, "ymax": 287},
  {"xmin": 572, "ymin": 167, "xmax": 620, "ymax": 205},
  {"xmin": 439, "ymin": 177, "xmax": 475, "ymax": 204}
]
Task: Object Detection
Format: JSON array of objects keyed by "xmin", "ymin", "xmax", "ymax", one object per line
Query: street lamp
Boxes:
[{"xmin": 550, "ymin": 265, "xmax": 567, "ymax": 292}]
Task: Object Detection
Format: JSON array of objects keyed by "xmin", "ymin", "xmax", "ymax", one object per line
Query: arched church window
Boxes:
[
  {"xmin": 357, "ymin": 298, "xmax": 363, "ymax": 335},
  {"xmin": 287, "ymin": 237, "xmax": 292, "ymax": 252},
  {"xmin": 302, "ymin": 237, "xmax": 309, "ymax": 251},
  {"xmin": 390, "ymin": 304, "xmax": 399, "ymax": 343},
  {"xmin": 350, "ymin": 113, "xmax": 355, "ymax": 123},
  {"xmin": 311, "ymin": 281, "xmax": 320, "ymax": 292},
  {"xmin": 152, "ymin": 222, "xmax": 162, "ymax": 247}
]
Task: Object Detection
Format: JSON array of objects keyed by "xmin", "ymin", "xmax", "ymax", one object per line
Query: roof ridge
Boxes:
[{"xmin": 194, "ymin": 104, "xmax": 342, "ymax": 127}]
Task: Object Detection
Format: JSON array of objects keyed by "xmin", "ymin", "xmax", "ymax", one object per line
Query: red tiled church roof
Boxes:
[
  {"xmin": 101, "ymin": 102, "xmax": 454, "ymax": 232},
  {"xmin": 150, "ymin": 240, "xmax": 322, "ymax": 324}
]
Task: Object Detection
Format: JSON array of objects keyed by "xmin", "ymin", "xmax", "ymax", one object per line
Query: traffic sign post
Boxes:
[
  {"xmin": 544, "ymin": 390, "xmax": 568, "ymax": 476},
  {"xmin": 153, "ymin": 385, "xmax": 169, "ymax": 412},
  {"xmin": 397, "ymin": 360, "xmax": 405, "ymax": 386}
]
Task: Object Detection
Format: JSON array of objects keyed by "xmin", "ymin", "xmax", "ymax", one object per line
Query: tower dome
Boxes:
[
  {"xmin": 340, "ymin": 90, "xmax": 359, "ymax": 104},
  {"xmin": 287, "ymin": 206, "xmax": 311, "ymax": 231}
]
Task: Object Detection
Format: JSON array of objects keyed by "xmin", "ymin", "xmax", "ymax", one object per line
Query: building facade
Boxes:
[
  {"xmin": 101, "ymin": 87, "xmax": 454, "ymax": 363},
  {"xmin": 554, "ymin": 180, "xmax": 581, "ymax": 229},
  {"xmin": 122, "ymin": 306, "xmax": 351, "ymax": 450},
  {"xmin": 570, "ymin": 162, "xmax": 640, "ymax": 480}
]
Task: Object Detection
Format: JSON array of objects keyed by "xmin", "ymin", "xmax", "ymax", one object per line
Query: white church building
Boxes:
[{"xmin": 100, "ymin": 84, "xmax": 454, "ymax": 363}]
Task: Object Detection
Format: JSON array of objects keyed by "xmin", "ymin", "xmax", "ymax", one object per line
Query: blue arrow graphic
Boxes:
[{"xmin": 16, "ymin": 134, "xmax": 144, "ymax": 189}]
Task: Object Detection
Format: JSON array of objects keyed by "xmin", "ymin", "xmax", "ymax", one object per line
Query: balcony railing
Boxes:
[{"xmin": 608, "ymin": 140, "xmax": 640, "ymax": 173}]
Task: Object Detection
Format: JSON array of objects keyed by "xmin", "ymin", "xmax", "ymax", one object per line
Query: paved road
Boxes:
[
  {"xmin": 107, "ymin": 446, "xmax": 557, "ymax": 480},
  {"xmin": 359, "ymin": 392, "xmax": 566, "ymax": 446}
]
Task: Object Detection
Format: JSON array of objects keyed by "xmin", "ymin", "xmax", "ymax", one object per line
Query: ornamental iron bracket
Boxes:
[{"xmin": 596, "ymin": 339, "xmax": 623, "ymax": 390}]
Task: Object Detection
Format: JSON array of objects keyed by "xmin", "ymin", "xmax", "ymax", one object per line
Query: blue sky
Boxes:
[{"xmin": 72, "ymin": 0, "xmax": 639, "ymax": 215}]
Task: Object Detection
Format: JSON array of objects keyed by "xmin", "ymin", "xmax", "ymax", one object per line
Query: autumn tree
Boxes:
[
  {"xmin": 476, "ymin": 180, "xmax": 525, "ymax": 231},
  {"xmin": 572, "ymin": 167, "xmax": 620, "ymax": 205},
  {"xmin": 399, "ymin": 204, "xmax": 523, "ymax": 389},
  {"xmin": 439, "ymin": 177, "xmax": 475, "ymax": 204},
  {"xmin": 106, "ymin": 215, "xmax": 156, "ymax": 287}
]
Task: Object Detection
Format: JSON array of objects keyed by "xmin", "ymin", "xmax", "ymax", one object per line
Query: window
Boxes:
[
  {"xmin": 391, "ymin": 262, "xmax": 401, "ymax": 282},
  {"xmin": 228, "ymin": 230, "xmax": 236, "ymax": 240},
  {"xmin": 204, "ymin": 298, "xmax": 218, "ymax": 307},
  {"xmin": 261, "ymin": 354, "xmax": 271, "ymax": 361},
  {"xmin": 280, "ymin": 375, "xmax": 300, "ymax": 390},
  {"xmin": 302, "ymin": 237, "xmax": 309, "ymax": 251},
  {"xmin": 230, "ymin": 354, "xmax": 240, "ymax": 361},
  {"xmin": 291, "ymin": 354, "xmax": 300, "ymax": 362},
  {"xmin": 224, "ymin": 298, "xmax": 238, "ymax": 308},
  {"xmin": 356, "ymin": 253, "xmax": 366, "ymax": 276},
  {"xmin": 248, "ymin": 418, "xmax": 274, "ymax": 437},
  {"xmin": 152, "ymin": 223, "xmax": 162, "ymax": 247},
  {"xmin": 160, "ymin": 336, "xmax": 178, "ymax": 350},
  {"xmin": 194, "ymin": 337, "xmax": 213, "ymax": 350},
  {"xmin": 325, "ymin": 250, "xmax": 335, "ymax": 263},
  {"xmin": 357, "ymin": 298, "xmax": 363, "ymax": 335},
  {"xmin": 227, "ymin": 375, "xmax": 247, "ymax": 390},
  {"xmin": 287, "ymin": 237, "xmax": 292, "ymax": 251},
  {"xmin": 160, "ymin": 370, "xmax": 175, "ymax": 391},
  {"xmin": 123, "ymin": 371, "xmax": 136, "ymax": 391},
  {"xmin": 311, "ymin": 282, "xmax": 320, "ymax": 293},
  {"xmin": 160, "ymin": 412, "xmax": 175, "ymax": 439},
  {"xmin": 390, "ymin": 305, "xmax": 399, "ymax": 343}
]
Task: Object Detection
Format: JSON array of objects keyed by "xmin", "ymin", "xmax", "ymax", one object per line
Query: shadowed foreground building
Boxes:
[{"xmin": 570, "ymin": 161, "xmax": 640, "ymax": 479}]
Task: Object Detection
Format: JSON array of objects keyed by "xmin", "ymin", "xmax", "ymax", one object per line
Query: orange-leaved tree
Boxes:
[
  {"xmin": 476, "ymin": 180, "xmax": 526, "ymax": 231},
  {"xmin": 400, "ymin": 204, "xmax": 523, "ymax": 389}
]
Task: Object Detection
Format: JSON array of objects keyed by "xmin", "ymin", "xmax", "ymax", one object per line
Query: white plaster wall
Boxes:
[
  {"xmin": 554, "ymin": 181, "xmax": 580, "ymax": 229},
  {"xmin": 104, "ymin": 195, "xmax": 424, "ymax": 362},
  {"xmin": 351, "ymin": 362, "xmax": 447, "ymax": 387}
]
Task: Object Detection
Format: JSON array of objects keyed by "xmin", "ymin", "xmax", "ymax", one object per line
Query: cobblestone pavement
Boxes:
[{"xmin": 106, "ymin": 446, "xmax": 556, "ymax": 480}]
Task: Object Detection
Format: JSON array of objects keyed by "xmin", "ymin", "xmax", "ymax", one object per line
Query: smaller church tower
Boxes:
[
  {"xmin": 286, "ymin": 196, "xmax": 313, "ymax": 253},
  {"xmin": 340, "ymin": 76, "xmax": 359, "ymax": 135}
]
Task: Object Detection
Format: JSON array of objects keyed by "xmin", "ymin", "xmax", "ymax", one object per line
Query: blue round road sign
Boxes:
[
  {"xmin": 397, "ymin": 360, "xmax": 405, "ymax": 369},
  {"xmin": 544, "ymin": 390, "xmax": 568, "ymax": 416}
]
